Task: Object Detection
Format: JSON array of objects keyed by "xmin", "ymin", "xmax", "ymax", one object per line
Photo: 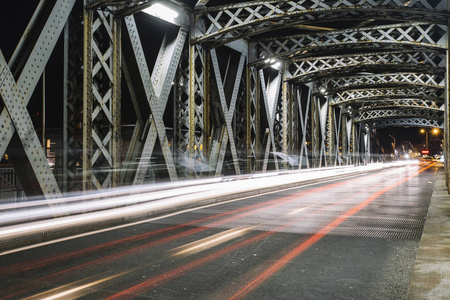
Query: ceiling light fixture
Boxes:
[{"xmin": 142, "ymin": 3, "xmax": 179, "ymax": 24}]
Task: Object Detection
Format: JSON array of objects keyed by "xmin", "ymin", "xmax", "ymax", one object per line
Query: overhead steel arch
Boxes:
[
  {"xmin": 193, "ymin": 0, "xmax": 448, "ymax": 47},
  {"xmin": 333, "ymin": 87, "xmax": 444, "ymax": 105},
  {"xmin": 353, "ymin": 99, "xmax": 444, "ymax": 111},
  {"xmin": 354, "ymin": 108, "xmax": 444, "ymax": 122},
  {"xmin": 251, "ymin": 22, "xmax": 447, "ymax": 65},
  {"xmin": 319, "ymin": 73, "xmax": 445, "ymax": 90},
  {"xmin": 287, "ymin": 50, "xmax": 445, "ymax": 83},
  {"xmin": 369, "ymin": 118, "xmax": 444, "ymax": 129}
]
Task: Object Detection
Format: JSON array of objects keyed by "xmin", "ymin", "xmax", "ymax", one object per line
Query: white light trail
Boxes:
[{"xmin": 172, "ymin": 226, "xmax": 256, "ymax": 257}]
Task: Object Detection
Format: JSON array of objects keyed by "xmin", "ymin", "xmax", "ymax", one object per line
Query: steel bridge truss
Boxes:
[
  {"xmin": 0, "ymin": 0, "xmax": 449, "ymax": 198},
  {"xmin": 252, "ymin": 22, "xmax": 447, "ymax": 64},
  {"xmin": 193, "ymin": 0, "xmax": 449, "ymax": 47}
]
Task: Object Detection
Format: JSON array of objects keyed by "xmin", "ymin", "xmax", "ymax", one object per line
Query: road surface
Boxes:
[{"xmin": 0, "ymin": 162, "xmax": 437, "ymax": 299}]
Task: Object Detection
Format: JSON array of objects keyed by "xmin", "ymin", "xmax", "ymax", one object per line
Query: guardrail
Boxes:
[{"xmin": 0, "ymin": 167, "xmax": 24, "ymax": 204}]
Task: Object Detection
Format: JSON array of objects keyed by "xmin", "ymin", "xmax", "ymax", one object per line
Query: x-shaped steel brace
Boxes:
[
  {"xmin": 210, "ymin": 48, "xmax": 247, "ymax": 176},
  {"xmin": 260, "ymin": 69, "xmax": 281, "ymax": 172},
  {"xmin": 0, "ymin": 0, "xmax": 75, "ymax": 198},
  {"xmin": 297, "ymin": 87, "xmax": 311, "ymax": 169},
  {"xmin": 125, "ymin": 16, "xmax": 186, "ymax": 183}
]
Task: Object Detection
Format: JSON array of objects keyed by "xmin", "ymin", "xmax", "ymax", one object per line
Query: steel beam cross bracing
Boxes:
[{"xmin": 0, "ymin": 0, "xmax": 76, "ymax": 198}]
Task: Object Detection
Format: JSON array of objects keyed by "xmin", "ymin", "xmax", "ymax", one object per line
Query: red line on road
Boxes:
[
  {"xmin": 1, "ymin": 171, "xmax": 361, "ymax": 299},
  {"xmin": 103, "ymin": 165, "xmax": 425, "ymax": 299},
  {"xmin": 228, "ymin": 163, "xmax": 433, "ymax": 300}
]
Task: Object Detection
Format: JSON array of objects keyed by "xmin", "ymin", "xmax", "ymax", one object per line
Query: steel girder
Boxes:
[
  {"xmin": 252, "ymin": 22, "xmax": 447, "ymax": 64},
  {"xmin": 355, "ymin": 108, "xmax": 444, "ymax": 122},
  {"xmin": 356, "ymin": 99, "xmax": 443, "ymax": 111},
  {"xmin": 288, "ymin": 50, "xmax": 445, "ymax": 83},
  {"xmin": 320, "ymin": 73, "xmax": 445, "ymax": 90},
  {"xmin": 333, "ymin": 86, "xmax": 444, "ymax": 105},
  {"xmin": 0, "ymin": 0, "xmax": 76, "ymax": 198},
  {"xmin": 193, "ymin": 0, "xmax": 449, "ymax": 48},
  {"xmin": 369, "ymin": 118, "xmax": 444, "ymax": 128}
]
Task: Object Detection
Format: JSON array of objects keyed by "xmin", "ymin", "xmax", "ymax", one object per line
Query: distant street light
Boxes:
[
  {"xmin": 420, "ymin": 128, "xmax": 429, "ymax": 151},
  {"xmin": 420, "ymin": 128, "xmax": 443, "ymax": 156}
]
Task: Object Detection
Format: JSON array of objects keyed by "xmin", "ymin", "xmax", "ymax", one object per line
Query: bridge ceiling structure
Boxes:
[{"xmin": 193, "ymin": 0, "xmax": 448, "ymax": 130}]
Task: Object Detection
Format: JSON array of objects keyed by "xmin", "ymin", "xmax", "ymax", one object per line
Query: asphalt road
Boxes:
[{"xmin": 0, "ymin": 162, "xmax": 438, "ymax": 299}]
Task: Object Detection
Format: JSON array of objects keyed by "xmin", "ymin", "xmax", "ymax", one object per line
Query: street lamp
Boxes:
[
  {"xmin": 420, "ymin": 128, "xmax": 428, "ymax": 151},
  {"xmin": 420, "ymin": 128, "xmax": 443, "ymax": 156}
]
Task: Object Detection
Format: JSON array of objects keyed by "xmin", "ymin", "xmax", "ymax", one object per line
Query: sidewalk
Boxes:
[{"xmin": 407, "ymin": 167, "xmax": 450, "ymax": 299}]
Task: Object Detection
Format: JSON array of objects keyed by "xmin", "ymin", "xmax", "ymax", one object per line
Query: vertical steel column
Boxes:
[
  {"xmin": 364, "ymin": 124, "xmax": 370, "ymax": 164},
  {"xmin": 318, "ymin": 96, "xmax": 329, "ymax": 168},
  {"xmin": 112, "ymin": 17, "xmax": 122, "ymax": 186},
  {"xmin": 352, "ymin": 121, "xmax": 359, "ymax": 166},
  {"xmin": 311, "ymin": 89, "xmax": 320, "ymax": 168},
  {"xmin": 82, "ymin": 5, "xmax": 93, "ymax": 191},
  {"xmin": 247, "ymin": 65, "xmax": 260, "ymax": 173},
  {"xmin": 63, "ymin": 2, "xmax": 84, "ymax": 193},
  {"xmin": 282, "ymin": 65, "xmax": 290, "ymax": 169},
  {"xmin": 189, "ymin": 44, "xmax": 209, "ymax": 177},
  {"xmin": 328, "ymin": 103, "xmax": 336, "ymax": 166},
  {"xmin": 274, "ymin": 88, "xmax": 284, "ymax": 155},
  {"xmin": 174, "ymin": 47, "xmax": 191, "ymax": 179},
  {"xmin": 445, "ymin": 17, "xmax": 450, "ymax": 190},
  {"xmin": 298, "ymin": 85, "xmax": 311, "ymax": 169},
  {"xmin": 83, "ymin": 7, "xmax": 122, "ymax": 190},
  {"xmin": 341, "ymin": 111, "xmax": 347, "ymax": 165},
  {"xmin": 342, "ymin": 112, "xmax": 352, "ymax": 165},
  {"xmin": 290, "ymin": 84, "xmax": 299, "ymax": 167}
]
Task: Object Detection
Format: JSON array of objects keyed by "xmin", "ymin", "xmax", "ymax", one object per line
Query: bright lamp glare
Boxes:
[
  {"xmin": 271, "ymin": 62, "xmax": 282, "ymax": 70},
  {"xmin": 142, "ymin": 3, "xmax": 179, "ymax": 24}
]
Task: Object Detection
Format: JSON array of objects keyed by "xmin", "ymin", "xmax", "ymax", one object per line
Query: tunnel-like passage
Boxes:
[{"xmin": 0, "ymin": 0, "xmax": 448, "ymax": 199}]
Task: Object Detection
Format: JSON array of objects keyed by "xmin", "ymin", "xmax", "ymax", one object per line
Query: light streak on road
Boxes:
[
  {"xmin": 228, "ymin": 163, "xmax": 434, "ymax": 300},
  {"xmin": 0, "ymin": 161, "xmax": 435, "ymax": 300},
  {"xmin": 23, "ymin": 271, "xmax": 130, "ymax": 300},
  {"xmin": 172, "ymin": 226, "xmax": 256, "ymax": 257}
]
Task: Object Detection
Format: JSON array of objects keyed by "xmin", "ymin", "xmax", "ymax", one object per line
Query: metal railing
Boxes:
[{"xmin": 0, "ymin": 167, "xmax": 25, "ymax": 203}]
